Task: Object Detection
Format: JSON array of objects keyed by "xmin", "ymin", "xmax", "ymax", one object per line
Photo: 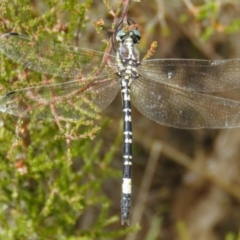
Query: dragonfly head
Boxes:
[{"xmin": 116, "ymin": 29, "xmax": 141, "ymax": 44}]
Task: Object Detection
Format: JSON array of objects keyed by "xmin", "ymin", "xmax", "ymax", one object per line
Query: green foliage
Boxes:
[
  {"xmin": 0, "ymin": 0, "xmax": 137, "ymax": 239},
  {"xmin": 0, "ymin": 112, "xmax": 132, "ymax": 239},
  {"xmin": 225, "ymin": 231, "xmax": 240, "ymax": 240},
  {"xmin": 178, "ymin": 1, "xmax": 240, "ymax": 40},
  {"xmin": 196, "ymin": 1, "xmax": 219, "ymax": 21},
  {"xmin": 226, "ymin": 19, "xmax": 240, "ymax": 34},
  {"xmin": 176, "ymin": 221, "xmax": 190, "ymax": 240},
  {"xmin": 145, "ymin": 216, "xmax": 162, "ymax": 240}
]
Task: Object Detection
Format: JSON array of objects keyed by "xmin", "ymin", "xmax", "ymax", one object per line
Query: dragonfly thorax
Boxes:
[{"xmin": 116, "ymin": 30, "xmax": 140, "ymax": 81}]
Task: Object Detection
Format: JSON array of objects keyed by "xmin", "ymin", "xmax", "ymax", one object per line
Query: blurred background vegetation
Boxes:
[{"xmin": 0, "ymin": 0, "xmax": 240, "ymax": 239}]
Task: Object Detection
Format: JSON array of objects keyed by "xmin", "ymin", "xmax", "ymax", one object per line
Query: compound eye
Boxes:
[
  {"xmin": 132, "ymin": 30, "xmax": 141, "ymax": 43},
  {"xmin": 116, "ymin": 29, "xmax": 126, "ymax": 42}
]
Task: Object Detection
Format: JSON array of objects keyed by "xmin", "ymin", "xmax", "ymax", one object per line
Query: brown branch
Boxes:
[{"xmin": 134, "ymin": 130, "xmax": 240, "ymax": 201}]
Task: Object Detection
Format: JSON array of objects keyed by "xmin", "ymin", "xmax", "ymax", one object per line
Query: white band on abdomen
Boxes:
[{"xmin": 122, "ymin": 178, "xmax": 132, "ymax": 194}]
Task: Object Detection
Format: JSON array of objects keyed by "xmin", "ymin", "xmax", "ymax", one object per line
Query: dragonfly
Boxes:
[{"xmin": 1, "ymin": 26, "xmax": 240, "ymax": 225}]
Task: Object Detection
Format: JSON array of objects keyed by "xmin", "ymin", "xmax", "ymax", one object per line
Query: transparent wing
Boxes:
[
  {"xmin": 131, "ymin": 76, "xmax": 240, "ymax": 129},
  {"xmin": 0, "ymin": 75, "xmax": 120, "ymax": 120},
  {"xmin": 0, "ymin": 32, "xmax": 120, "ymax": 120},
  {"xmin": 0, "ymin": 33, "xmax": 117, "ymax": 79},
  {"xmin": 139, "ymin": 59, "xmax": 240, "ymax": 92}
]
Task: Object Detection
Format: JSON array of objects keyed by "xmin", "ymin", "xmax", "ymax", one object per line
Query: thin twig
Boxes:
[
  {"xmin": 182, "ymin": 0, "xmax": 199, "ymax": 15},
  {"xmin": 121, "ymin": 0, "xmax": 131, "ymax": 22},
  {"xmin": 155, "ymin": 0, "xmax": 168, "ymax": 30}
]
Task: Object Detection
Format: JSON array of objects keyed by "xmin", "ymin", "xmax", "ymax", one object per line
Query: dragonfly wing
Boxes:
[
  {"xmin": 0, "ymin": 33, "xmax": 117, "ymax": 78},
  {"xmin": 139, "ymin": 59, "xmax": 240, "ymax": 92},
  {"xmin": 131, "ymin": 76, "xmax": 240, "ymax": 129},
  {"xmin": 0, "ymin": 75, "xmax": 120, "ymax": 120}
]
